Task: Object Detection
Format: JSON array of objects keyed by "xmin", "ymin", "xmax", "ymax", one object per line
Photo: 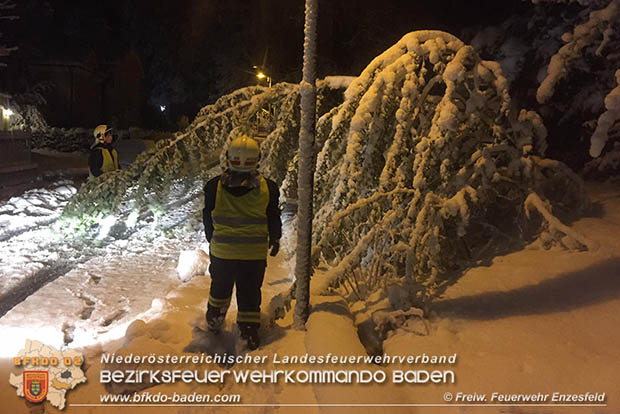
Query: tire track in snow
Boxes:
[
  {"xmin": 0, "ymin": 184, "xmax": 206, "ymax": 318},
  {"xmin": 0, "ymin": 262, "xmax": 76, "ymax": 317}
]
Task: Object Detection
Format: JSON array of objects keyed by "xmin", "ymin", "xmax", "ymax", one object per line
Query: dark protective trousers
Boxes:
[{"xmin": 206, "ymin": 255, "xmax": 266, "ymax": 332}]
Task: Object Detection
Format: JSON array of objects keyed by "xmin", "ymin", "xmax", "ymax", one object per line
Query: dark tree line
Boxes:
[{"xmin": 3, "ymin": 0, "xmax": 526, "ymax": 130}]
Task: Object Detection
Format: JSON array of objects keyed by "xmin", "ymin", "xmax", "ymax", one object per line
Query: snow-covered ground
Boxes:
[
  {"xmin": 0, "ymin": 174, "xmax": 262, "ymax": 355},
  {"xmin": 0, "ymin": 180, "xmax": 619, "ymax": 413},
  {"xmin": 383, "ymin": 181, "xmax": 620, "ymax": 413},
  {"xmin": 0, "ymin": 181, "xmax": 83, "ymax": 316}
]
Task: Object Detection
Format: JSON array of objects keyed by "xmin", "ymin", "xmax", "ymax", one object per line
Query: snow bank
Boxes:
[{"xmin": 175, "ymin": 248, "xmax": 210, "ymax": 282}]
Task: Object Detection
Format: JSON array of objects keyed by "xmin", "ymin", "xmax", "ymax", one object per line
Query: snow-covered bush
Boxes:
[
  {"xmin": 9, "ymin": 83, "xmax": 54, "ymax": 132},
  {"xmin": 589, "ymin": 68, "xmax": 620, "ymax": 158},
  {"xmin": 9, "ymin": 104, "xmax": 48, "ymax": 132},
  {"xmin": 31, "ymin": 128, "xmax": 92, "ymax": 152}
]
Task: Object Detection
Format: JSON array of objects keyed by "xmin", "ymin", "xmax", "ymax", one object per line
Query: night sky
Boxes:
[{"xmin": 4, "ymin": 0, "xmax": 528, "ymax": 129}]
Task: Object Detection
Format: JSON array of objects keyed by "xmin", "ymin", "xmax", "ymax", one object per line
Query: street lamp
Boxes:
[
  {"xmin": 1, "ymin": 105, "xmax": 14, "ymax": 130},
  {"xmin": 255, "ymin": 71, "xmax": 272, "ymax": 88}
]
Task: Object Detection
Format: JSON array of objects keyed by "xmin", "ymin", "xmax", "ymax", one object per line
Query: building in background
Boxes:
[{"xmin": 22, "ymin": 50, "xmax": 145, "ymax": 129}]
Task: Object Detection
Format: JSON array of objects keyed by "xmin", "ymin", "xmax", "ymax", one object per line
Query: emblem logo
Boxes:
[{"xmin": 23, "ymin": 371, "xmax": 48, "ymax": 403}]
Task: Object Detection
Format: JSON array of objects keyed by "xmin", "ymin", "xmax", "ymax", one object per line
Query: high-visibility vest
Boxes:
[
  {"xmin": 89, "ymin": 146, "xmax": 119, "ymax": 177},
  {"xmin": 210, "ymin": 176, "xmax": 270, "ymax": 260}
]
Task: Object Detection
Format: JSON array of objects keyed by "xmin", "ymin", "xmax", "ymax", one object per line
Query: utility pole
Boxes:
[{"xmin": 293, "ymin": 0, "xmax": 317, "ymax": 329}]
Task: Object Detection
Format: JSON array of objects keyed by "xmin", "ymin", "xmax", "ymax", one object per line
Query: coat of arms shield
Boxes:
[{"xmin": 23, "ymin": 371, "xmax": 48, "ymax": 403}]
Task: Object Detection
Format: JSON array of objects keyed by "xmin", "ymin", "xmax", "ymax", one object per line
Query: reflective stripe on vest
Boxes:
[
  {"xmin": 212, "ymin": 235, "xmax": 268, "ymax": 244},
  {"xmin": 210, "ymin": 176, "xmax": 269, "ymax": 260},
  {"xmin": 212, "ymin": 216, "xmax": 268, "ymax": 226}
]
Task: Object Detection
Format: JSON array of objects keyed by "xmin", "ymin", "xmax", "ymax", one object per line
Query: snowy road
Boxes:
[
  {"xmin": 0, "ymin": 181, "xmax": 88, "ymax": 316},
  {"xmin": 0, "ymin": 178, "xmax": 206, "ymax": 354}
]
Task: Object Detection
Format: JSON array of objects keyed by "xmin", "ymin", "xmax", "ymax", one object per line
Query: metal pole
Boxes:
[{"xmin": 293, "ymin": 0, "xmax": 318, "ymax": 329}]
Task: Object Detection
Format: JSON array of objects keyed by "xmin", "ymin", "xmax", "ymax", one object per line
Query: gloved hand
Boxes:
[{"xmin": 269, "ymin": 240, "xmax": 280, "ymax": 257}]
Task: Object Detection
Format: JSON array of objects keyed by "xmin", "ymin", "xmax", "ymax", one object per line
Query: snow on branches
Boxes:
[
  {"xmin": 590, "ymin": 68, "xmax": 620, "ymax": 157},
  {"xmin": 300, "ymin": 30, "xmax": 589, "ymax": 307},
  {"xmin": 62, "ymin": 30, "xmax": 589, "ymax": 309},
  {"xmin": 536, "ymin": 0, "xmax": 620, "ymax": 158},
  {"xmin": 61, "ymin": 85, "xmax": 272, "ymax": 228},
  {"xmin": 536, "ymin": 0, "xmax": 619, "ymax": 103},
  {"xmin": 60, "ymin": 81, "xmax": 343, "ymax": 234}
]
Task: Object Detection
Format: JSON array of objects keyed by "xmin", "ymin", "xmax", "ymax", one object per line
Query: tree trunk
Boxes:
[{"xmin": 293, "ymin": 0, "xmax": 317, "ymax": 329}]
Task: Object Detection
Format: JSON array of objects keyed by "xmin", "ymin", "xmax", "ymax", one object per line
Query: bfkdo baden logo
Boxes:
[
  {"xmin": 23, "ymin": 371, "xmax": 49, "ymax": 403},
  {"xmin": 9, "ymin": 340, "xmax": 87, "ymax": 410}
]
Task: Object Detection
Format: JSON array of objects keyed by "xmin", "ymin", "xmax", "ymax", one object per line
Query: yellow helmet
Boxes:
[
  {"xmin": 93, "ymin": 124, "xmax": 112, "ymax": 140},
  {"xmin": 227, "ymin": 135, "xmax": 260, "ymax": 172}
]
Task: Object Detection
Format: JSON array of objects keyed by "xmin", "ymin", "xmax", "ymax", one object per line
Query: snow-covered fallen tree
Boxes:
[
  {"xmin": 59, "ymin": 81, "xmax": 344, "ymax": 232},
  {"xmin": 61, "ymin": 30, "xmax": 590, "ymax": 312},
  {"xmin": 60, "ymin": 86, "xmax": 269, "ymax": 230},
  {"xmin": 295, "ymin": 30, "xmax": 591, "ymax": 307}
]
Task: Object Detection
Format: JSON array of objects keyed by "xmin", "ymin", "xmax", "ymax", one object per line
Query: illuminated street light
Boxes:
[
  {"xmin": 256, "ymin": 71, "xmax": 272, "ymax": 88},
  {"xmin": 160, "ymin": 105, "xmax": 166, "ymax": 112},
  {"xmin": 2, "ymin": 106, "xmax": 14, "ymax": 121}
]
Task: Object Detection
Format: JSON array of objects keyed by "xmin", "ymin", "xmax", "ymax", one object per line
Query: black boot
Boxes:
[
  {"xmin": 238, "ymin": 323, "xmax": 260, "ymax": 350},
  {"xmin": 206, "ymin": 306, "xmax": 226, "ymax": 333}
]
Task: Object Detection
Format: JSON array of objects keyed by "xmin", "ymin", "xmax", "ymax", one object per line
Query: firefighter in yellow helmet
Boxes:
[
  {"xmin": 202, "ymin": 135, "xmax": 281, "ymax": 350},
  {"xmin": 88, "ymin": 124, "xmax": 119, "ymax": 177}
]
